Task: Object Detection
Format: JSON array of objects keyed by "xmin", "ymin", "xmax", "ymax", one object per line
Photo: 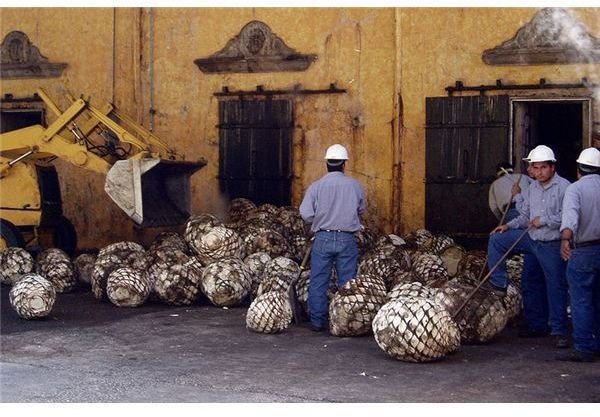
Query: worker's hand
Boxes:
[
  {"xmin": 511, "ymin": 183, "xmax": 521, "ymax": 197},
  {"xmin": 491, "ymin": 224, "xmax": 508, "ymax": 234},
  {"xmin": 530, "ymin": 216, "xmax": 544, "ymax": 228},
  {"xmin": 560, "ymin": 240, "xmax": 571, "ymax": 261}
]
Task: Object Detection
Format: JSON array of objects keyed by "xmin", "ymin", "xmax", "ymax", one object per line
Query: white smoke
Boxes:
[{"xmin": 545, "ymin": 8, "xmax": 600, "ymax": 142}]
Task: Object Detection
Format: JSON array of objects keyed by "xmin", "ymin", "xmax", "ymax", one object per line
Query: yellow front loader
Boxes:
[{"xmin": 0, "ymin": 89, "xmax": 206, "ymax": 254}]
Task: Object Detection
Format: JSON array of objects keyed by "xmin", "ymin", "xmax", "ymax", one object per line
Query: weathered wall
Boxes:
[
  {"xmin": 0, "ymin": 8, "xmax": 398, "ymax": 249},
  {"xmin": 398, "ymin": 8, "xmax": 600, "ymax": 233},
  {"xmin": 2, "ymin": 7, "xmax": 599, "ymax": 249}
]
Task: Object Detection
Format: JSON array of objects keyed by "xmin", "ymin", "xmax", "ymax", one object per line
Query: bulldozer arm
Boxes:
[
  {"xmin": 104, "ymin": 158, "xmax": 206, "ymax": 228},
  {"xmin": 1, "ymin": 89, "xmax": 208, "ymax": 230}
]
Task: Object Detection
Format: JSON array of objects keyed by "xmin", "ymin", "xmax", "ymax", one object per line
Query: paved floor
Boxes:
[{"xmin": 1, "ymin": 285, "xmax": 599, "ymax": 403}]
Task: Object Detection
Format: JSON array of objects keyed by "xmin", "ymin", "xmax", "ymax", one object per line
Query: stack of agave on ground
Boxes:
[
  {"xmin": 0, "ymin": 248, "xmax": 60, "ymax": 319},
  {"xmin": 36, "ymin": 248, "xmax": 77, "ymax": 293},
  {"xmin": 1, "ymin": 195, "xmax": 524, "ymax": 362},
  {"xmin": 9, "ymin": 272, "xmax": 57, "ymax": 319},
  {"xmin": 0, "ymin": 247, "xmax": 34, "ymax": 286}
]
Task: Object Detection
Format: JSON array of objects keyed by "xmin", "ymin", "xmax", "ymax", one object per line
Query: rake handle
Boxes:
[
  {"xmin": 288, "ymin": 237, "xmax": 314, "ymax": 325},
  {"xmin": 476, "ymin": 173, "xmax": 524, "ymax": 281},
  {"xmin": 452, "ymin": 225, "xmax": 532, "ymax": 320}
]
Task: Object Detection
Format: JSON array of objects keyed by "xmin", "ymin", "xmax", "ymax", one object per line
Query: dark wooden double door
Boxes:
[{"xmin": 219, "ymin": 99, "xmax": 293, "ymax": 206}]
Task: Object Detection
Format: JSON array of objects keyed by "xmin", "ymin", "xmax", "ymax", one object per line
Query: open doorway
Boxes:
[{"xmin": 512, "ymin": 99, "xmax": 591, "ymax": 182}]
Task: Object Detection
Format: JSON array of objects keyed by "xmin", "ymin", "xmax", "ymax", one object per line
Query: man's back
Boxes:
[
  {"xmin": 562, "ymin": 174, "xmax": 600, "ymax": 243},
  {"xmin": 299, "ymin": 171, "xmax": 365, "ymax": 233}
]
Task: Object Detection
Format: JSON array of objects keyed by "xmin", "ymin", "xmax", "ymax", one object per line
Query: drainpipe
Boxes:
[
  {"xmin": 112, "ymin": 8, "xmax": 116, "ymax": 104},
  {"xmin": 148, "ymin": 7, "xmax": 155, "ymax": 132},
  {"xmin": 392, "ymin": 8, "xmax": 403, "ymax": 235}
]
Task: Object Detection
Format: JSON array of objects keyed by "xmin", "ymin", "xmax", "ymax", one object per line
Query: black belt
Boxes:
[
  {"xmin": 573, "ymin": 239, "xmax": 600, "ymax": 248},
  {"xmin": 319, "ymin": 229, "xmax": 353, "ymax": 233}
]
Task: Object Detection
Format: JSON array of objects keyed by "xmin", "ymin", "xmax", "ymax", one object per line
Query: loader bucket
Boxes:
[{"xmin": 104, "ymin": 158, "xmax": 206, "ymax": 228}]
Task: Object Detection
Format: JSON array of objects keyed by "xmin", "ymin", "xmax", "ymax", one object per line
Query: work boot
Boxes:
[
  {"xmin": 308, "ymin": 323, "xmax": 327, "ymax": 332},
  {"xmin": 554, "ymin": 336, "xmax": 570, "ymax": 349},
  {"xmin": 518, "ymin": 327, "xmax": 549, "ymax": 338},
  {"xmin": 555, "ymin": 350, "xmax": 595, "ymax": 363}
]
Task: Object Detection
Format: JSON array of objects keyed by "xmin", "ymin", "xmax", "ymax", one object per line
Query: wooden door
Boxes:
[
  {"xmin": 218, "ymin": 99, "xmax": 293, "ymax": 206},
  {"xmin": 425, "ymin": 95, "xmax": 510, "ymax": 237}
]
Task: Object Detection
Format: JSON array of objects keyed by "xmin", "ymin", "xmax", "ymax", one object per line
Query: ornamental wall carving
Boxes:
[
  {"xmin": 194, "ymin": 21, "xmax": 317, "ymax": 73},
  {"xmin": 482, "ymin": 8, "xmax": 600, "ymax": 65},
  {"xmin": 1, "ymin": 31, "xmax": 67, "ymax": 79}
]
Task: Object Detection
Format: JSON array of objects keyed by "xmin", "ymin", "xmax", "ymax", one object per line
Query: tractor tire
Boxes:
[
  {"xmin": 0, "ymin": 219, "xmax": 26, "ymax": 250},
  {"xmin": 53, "ymin": 216, "xmax": 77, "ymax": 256}
]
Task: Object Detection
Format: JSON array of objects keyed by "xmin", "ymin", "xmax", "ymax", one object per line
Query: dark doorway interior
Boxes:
[
  {"xmin": 0, "ymin": 109, "xmax": 43, "ymax": 133},
  {"xmin": 516, "ymin": 101, "xmax": 583, "ymax": 182},
  {"xmin": 218, "ymin": 99, "xmax": 293, "ymax": 206}
]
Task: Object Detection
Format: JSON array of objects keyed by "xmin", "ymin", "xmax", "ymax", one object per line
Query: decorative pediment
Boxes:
[
  {"xmin": 482, "ymin": 8, "xmax": 600, "ymax": 65},
  {"xmin": 194, "ymin": 21, "xmax": 317, "ymax": 73},
  {"xmin": 1, "ymin": 31, "xmax": 67, "ymax": 78}
]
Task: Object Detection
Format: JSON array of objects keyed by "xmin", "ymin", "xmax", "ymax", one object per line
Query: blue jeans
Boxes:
[
  {"xmin": 521, "ymin": 253, "xmax": 549, "ymax": 332},
  {"xmin": 308, "ymin": 231, "xmax": 359, "ymax": 328},
  {"xmin": 488, "ymin": 229, "xmax": 569, "ymax": 336},
  {"xmin": 566, "ymin": 245, "xmax": 600, "ymax": 354}
]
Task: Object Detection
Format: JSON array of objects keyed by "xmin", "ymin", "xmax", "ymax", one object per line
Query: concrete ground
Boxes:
[{"xmin": 1, "ymin": 285, "xmax": 599, "ymax": 403}]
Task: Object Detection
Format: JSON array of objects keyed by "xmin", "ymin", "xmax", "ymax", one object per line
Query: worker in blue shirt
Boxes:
[
  {"xmin": 557, "ymin": 147, "xmax": 600, "ymax": 362},
  {"xmin": 299, "ymin": 144, "xmax": 366, "ymax": 332},
  {"xmin": 486, "ymin": 145, "xmax": 570, "ymax": 348}
]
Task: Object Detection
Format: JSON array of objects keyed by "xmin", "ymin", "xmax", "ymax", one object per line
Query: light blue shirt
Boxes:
[
  {"xmin": 560, "ymin": 174, "xmax": 600, "ymax": 244},
  {"xmin": 299, "ymin": 171, "xmax": 366, "ymax": 233},
  {"xmin": 507, "ymin": 172, "xmax": 570, "ymax": 241}
]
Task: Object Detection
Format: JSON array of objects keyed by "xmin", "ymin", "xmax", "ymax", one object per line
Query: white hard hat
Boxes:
[
  {"xmin": 324, "ymin": 144, "xmax": 349, "ymax": 161},
  {"xmin": 528, "ymin": 145, "xmax": 556, "ymax": 163},
  {"xmin": 576, "ymin": 147, "xmax": 600, "ymax": 168},
  {"xmin": 522, "ymin": 149, "xmax": 535, "ymax": 161}
]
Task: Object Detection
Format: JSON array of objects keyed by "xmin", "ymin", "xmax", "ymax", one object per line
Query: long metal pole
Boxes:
[
  {"xmin": 452, "ymin": 225, "xmax": 532, "ymax": 320},
  {"xmin": 475, "ymin": 170, "xmax": 523, "ymax": 282}
]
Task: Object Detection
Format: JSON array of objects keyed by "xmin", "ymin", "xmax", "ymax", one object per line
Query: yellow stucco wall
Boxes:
[
  {"xmin": 1, "ymin": 7, "xmax": 599, "ymax": 249},
  {"xmin": 1, "ymin": 8, "xmax": 398, "ymax": 249},
  {"xmin": 398, "ymin": 7, "xmax": 600, "ymax": 234}
]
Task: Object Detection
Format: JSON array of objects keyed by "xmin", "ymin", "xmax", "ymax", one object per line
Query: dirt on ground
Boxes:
[{"xmin": 1, "ymin": 284, "xmax": 599, "ymax": 403}]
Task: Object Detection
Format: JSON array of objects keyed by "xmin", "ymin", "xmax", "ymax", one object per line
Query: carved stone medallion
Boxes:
[
  {"xmin": 482, "ymin": 8, "xmax": 600, "ymax": 65},
  {"xmin": 194, "ymin": 21, "xmax": 317, "ymax": 73},
  {"xmin": 1, "ymin": 31, "xmax": 67, "ymax": 78}
]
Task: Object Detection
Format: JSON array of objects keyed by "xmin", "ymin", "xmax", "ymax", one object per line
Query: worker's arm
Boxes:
[
  {"xmin": 536, "ymin": 182, "xmax": 570, "ymax": 230},
  {"xmin": 559, "ymin": 185, "xmax": 579, "ymax": 260},
  {"xmin": 560, "ymin": 228, "xmax": 573, "ymax": 261},
  {"xmin": 299, "ymin": 184, "xmax": 316, "ymax": 224},
  {"xmin": 505, "ymin": 188, "xmax": 530, "ymax": 230},
  {"xmin": 357, "ymin": 184, "xmax": 366, "ymax": 216}
]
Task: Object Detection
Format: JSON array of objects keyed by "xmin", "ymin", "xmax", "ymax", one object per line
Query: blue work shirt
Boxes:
[
  {"xmin": 560, "ymin": 174, "xmax": 600, "ymax": 244},
  {"xmin": 299, "ymin": 171, "xmax": 366, "ymax": 233},
  {"xmin": 507, "ymin": 172, "xmax": 570, "ymax": 241}
]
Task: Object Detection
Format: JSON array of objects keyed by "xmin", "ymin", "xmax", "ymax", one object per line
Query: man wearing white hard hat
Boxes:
[
  {"xmin": 486, "ymin": 144, "xmax": 571, "ymax": 348},
  {"xmin": 299, "ymin": 144, "xmax": 366, "ymax": 332},
  {"xmin": 557, "ymin": 147, "xmax": 600, "ymax": 362}
]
